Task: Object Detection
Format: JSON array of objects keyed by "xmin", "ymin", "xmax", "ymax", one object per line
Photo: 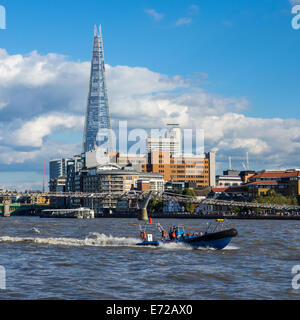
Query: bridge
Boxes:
[{"xmin": 1, "ymin": 190, "xmax": 299, "ymax": 220}]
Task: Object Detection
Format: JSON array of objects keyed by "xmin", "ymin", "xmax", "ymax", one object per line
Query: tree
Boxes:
[
  {"xmin": 149, "ymin": 200, "xmax": 163, "ymax": 213},
  {"xmin": 183, "ymin": 188, "xmax": 196, "ymax": 197},
  {"xmin": 253, "ymin": 191, "xmax": 298, "ymax": 206},
  {"xmin": 183, "ymin": 188, "xmax": 196, "ymax": 213}
]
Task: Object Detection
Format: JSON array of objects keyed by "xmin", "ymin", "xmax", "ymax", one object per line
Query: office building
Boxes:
[
  {"xmin": 146, "ymin": 124, "xmax": 182, "ymax": 156},
  {"xmin": 83, "ymin": 25, "xmax": 112, "ymax": 153},
  {"xmin": 82, "ymin": 163, "xmax": 164, "ymax": 213},
  {"xmin": 115, "ymin": 150, "xmax": 216, "ymax": 188},
  {"xmin": 49, "ymin": 158, "xmax": 70, "ymax": 180}
]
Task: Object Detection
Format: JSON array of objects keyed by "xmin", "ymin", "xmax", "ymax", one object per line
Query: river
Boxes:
[{"xmin": 0, "ymin": 217, "xmax": 300, "ymax": 300}]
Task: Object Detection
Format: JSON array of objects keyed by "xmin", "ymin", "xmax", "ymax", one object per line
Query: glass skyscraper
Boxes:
[{"xmin": 83, "ymin": 25, "xmax": 112, "ymax": 153}]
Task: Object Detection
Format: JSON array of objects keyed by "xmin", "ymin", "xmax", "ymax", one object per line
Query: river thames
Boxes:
[{"xmin": 0, "ymin": 217, "xmax": 300, "ymax": 300}]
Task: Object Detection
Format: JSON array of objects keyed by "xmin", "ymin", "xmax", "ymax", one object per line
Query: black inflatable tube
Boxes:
[{"xmin": 186, "ymin": 228, "xmax": 238, "ymax": 243}]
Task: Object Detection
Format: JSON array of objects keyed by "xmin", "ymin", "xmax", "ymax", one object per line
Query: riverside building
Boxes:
[
  {"xmin": 82, "ymin": 163, "xmax": 164, "ymax": 213},
  {"xmin": 115, "ymin": 150, "xmax": 216, "ymax": 188},
  {"xmin": 247, "ymin": 169, "xmax": 300, "ymax": 198}
]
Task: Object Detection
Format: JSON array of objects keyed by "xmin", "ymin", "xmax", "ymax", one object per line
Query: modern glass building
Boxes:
[
  {"xmin": 49, "ymin": 158, "xmax": 70, "ymax": 180},
  {"xmin": 83, "ymin": 25, "xmax": 112, "ymax": 153}
]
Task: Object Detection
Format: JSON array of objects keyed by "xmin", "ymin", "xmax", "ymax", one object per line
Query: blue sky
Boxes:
[
  {"xmin": 0, "ymin": 0, "xmax": 299, "ymax": 189},
  {"xmin": 1, "ymin": 0, "xmax": 299, "ymax": 118}
]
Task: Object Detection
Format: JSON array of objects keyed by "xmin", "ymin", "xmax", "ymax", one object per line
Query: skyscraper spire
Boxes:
[{"xmin": 83, "ymin": 25, "xmax": 112, "ymax": 153}]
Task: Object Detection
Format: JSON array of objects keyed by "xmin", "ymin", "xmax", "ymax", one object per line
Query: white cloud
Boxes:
[
  {"xmin": 11, "ymin": 113, "xmax": 84, "ymax": 147},
  {"xmin": 175, "ymin": 18, "xmax": 192, "ymax": 26},
  {"xmin": 145, "ymin": 9, "xmax": 164, "ymax": 21},
  {"xmin": 0, "ymin": 48, "xmax": 300, "ymax": 189},
  {"xmin": 106, "ymin": 65, "xmax": 187, "ymax": 96},
  {"xmin": 0, "ymin": 101, "xmax": 8, "ymax": 110}
]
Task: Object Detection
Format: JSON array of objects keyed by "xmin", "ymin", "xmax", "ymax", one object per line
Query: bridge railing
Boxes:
[{"xmin": 1, "ymin": 191, "xmax": 300, "ymax": 211}]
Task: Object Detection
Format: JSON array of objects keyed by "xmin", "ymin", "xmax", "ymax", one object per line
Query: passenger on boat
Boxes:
[
  {"xmin": 169, "ymin": 226, "xmax": 176, "ymax": 240},
  {"xmin": 173, "ymin": 226, "xmax": 177, "ymax": 235},
  {"xmin": 161, "ymin": 229, "xmax": 167, "ymax": 240},
  {"xmin": 172, "ymin": 230, "xmax": 176, "ymax": 240},
  {"xmin": 169, "ymin": 227, "xmax": 173, "ymax": 240}
]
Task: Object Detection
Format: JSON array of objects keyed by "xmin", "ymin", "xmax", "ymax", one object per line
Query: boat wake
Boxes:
[
  {"xmin": 0, "ymin": 233, "xmax": 139, "ymax": 248},
  {"xmin": 0, "ymin": 233, "xmax": 239, "ymax": 251}
]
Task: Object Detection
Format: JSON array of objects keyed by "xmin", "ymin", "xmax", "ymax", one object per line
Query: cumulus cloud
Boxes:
[
  {"xmin": 11, "ymin": 113, "xmax": 84, "ymax": 147},
  {"xmin": 0, "ymin": 48, "xmax": 300, "ymax": 189},
  {"xmin": 0, "ymin": 49, "xmax": 89, "ymax": 122}
]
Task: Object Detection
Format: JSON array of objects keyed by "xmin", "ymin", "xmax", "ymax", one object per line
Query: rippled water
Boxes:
[{"xmin": 0, "ymin": 217, "xmax": 300, "ymax": 300}]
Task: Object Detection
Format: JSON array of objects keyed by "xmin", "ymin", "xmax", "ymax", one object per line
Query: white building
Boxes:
[{"xmin": 147, "ymin": 124, "xmax": 182, "ymax": 156}]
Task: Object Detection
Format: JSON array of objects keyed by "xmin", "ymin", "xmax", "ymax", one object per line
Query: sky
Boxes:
[{"xmin": 0, "ymin": 0, "xmax": 300, "ymax": 190}]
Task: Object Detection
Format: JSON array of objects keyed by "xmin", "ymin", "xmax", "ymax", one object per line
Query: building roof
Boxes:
[
  {"xmin": 251, "ymin": 171, "xmax": 300, "ymax": 179},
  {"xmin": 211, "ymin": 187, "xmax": 227, "ymax": 193},
  {"xmin": 211, "ymin": 185, "xmax": 247, "ymax": 193},
  {"xmin": 246, "ymin": 181, "xmax": 279, "ymax": 186}
]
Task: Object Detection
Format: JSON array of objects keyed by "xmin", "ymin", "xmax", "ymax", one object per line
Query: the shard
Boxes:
[{"xmin": 83, "ymin": 25, "xmax": 112, "ymax": 153}]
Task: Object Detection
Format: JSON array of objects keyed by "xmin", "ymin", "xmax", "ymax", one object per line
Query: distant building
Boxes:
[
  {"xmin": 146, "ymin": 124, "xmax": 182, "ymax": 156},
  {"xmin": 163, "ymin": 201, "xmax": 185, "ymax": 213},
  {"xmin": 239, "ymin": 170, "xmax": 256, "ymax": 184},
  {"xmin": 247, "ymin": 169, "xmax": 300, "ymax": 197},
  {"xmin": 49, "ymin": 158, "xmax": 71, "ymax": 180},
  {"xmin": 49, "ymin": 176, "xmax": 67, "ymax": 208},
  {"xmin": 216, "ymin": 173, "xmax": 243, "ymax": 187},
  {"xmin": 83, "ymin": 25, "xmax": 112, "ymax": 153},
  {"xmin": 115, "ymin": 151, "xmax": 216, "ymax": 188},
  {"xmin": 65, "ymin": 154, "xmax": 85, "ymax": 193},
  {"xmin": 210, "ymin": 169, "xmax": 300, "ymax": 200},
  {"xmin": 30, "ymin": 196, "xmax": 50, "ymax": 206},
  {"xmin": 82, "ymin": 163, "xmax": 164, "ymax": 213},
  {"xmin": 216, "ymin": 169, "xmax": 256, "ymax": 187}
]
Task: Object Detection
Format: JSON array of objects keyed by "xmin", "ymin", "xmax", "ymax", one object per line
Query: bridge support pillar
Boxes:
[
  {"xmin": 3, "ymin": 202, "xmax": 10, "ymax": 217},
  {"xmin": 139, "ymin": 208, "xmax": 148, "ymax": 221}
]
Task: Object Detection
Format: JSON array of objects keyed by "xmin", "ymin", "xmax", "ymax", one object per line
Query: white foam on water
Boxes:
[
  {"xmin": 158, "ymin": 241, "xmax": 192, "ymax": 251},
  {"xmin": 223, "ymin": 244, "xmax": 239, "ymax": 250},
  {"xmin": 0, "ymin": 233, "xmax": 139, "ymax": 248}
]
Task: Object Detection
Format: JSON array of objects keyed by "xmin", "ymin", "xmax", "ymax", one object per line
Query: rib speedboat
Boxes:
[{"xmin": 136, "ymin": 219, "xmax": 238, "ymax": 250}]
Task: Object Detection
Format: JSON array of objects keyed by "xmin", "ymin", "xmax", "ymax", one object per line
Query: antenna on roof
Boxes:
[
  {"xmin": 229, "ymin": 156, "xmax": 232, "ymax": 170},
  {"xmin": 242, "ymin": 152, "xmax": 250, "ymax": 170},
  {"xmin": 246, "ymin": 152, "xmax": 250, "ymax": 170}
]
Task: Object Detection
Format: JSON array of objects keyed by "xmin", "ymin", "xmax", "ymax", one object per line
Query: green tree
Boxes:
[
  {"xmin": 183, "ymin": 188, "xmax": 196, "ymax": 213},
  {"xmin": 149, "ymin": 200, "xmax": 163, "ymax": 213},
  {"xmin": 253, "ymin": 190, "xmax": 298, "ymax": 206},
  {"xmin": 183, "ymin": 188, "xmax": 196, "ymax": 197}
]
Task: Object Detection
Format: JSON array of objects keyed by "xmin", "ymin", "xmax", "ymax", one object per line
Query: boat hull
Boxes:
[{"xmin": 136, "ymin": 228, "xmax": 238, "ymax": 250}]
